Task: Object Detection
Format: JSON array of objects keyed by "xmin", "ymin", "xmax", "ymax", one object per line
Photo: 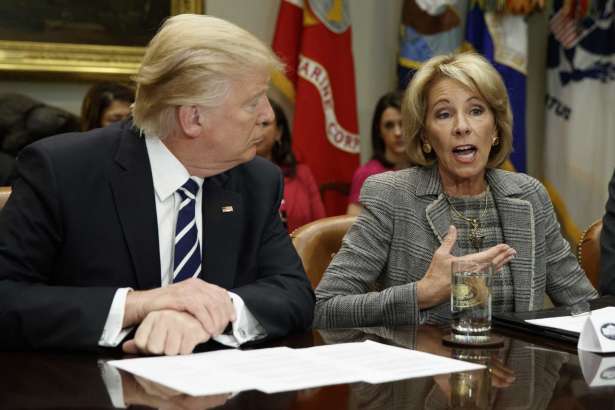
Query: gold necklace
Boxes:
[{"xmin": 445, "ymin": 186, "xmax": 490, "ymax": 250}]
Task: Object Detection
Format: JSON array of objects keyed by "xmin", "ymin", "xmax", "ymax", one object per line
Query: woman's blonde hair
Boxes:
[
  {"xmin": 402, "ymin": 52, "xmax": 513, "ymax": 168},
  {"xmin": 132, "ymin": 14, "xmax": 282, "ymax": 137}
]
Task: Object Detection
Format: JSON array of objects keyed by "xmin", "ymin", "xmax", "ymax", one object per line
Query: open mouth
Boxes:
[{"xmin": 452, "ymin": 144, "xmax": 477, "ymax": 162}]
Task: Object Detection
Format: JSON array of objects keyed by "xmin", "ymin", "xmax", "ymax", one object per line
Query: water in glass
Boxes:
[{"xmin": 451, "ymin": 261, "xmax": 493, "ymax": 343}]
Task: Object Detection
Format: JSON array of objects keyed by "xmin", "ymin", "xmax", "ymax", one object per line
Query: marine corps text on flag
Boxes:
[{"xmin": 272, "ymin": 0, "xmax": 360, "ymax": 215}]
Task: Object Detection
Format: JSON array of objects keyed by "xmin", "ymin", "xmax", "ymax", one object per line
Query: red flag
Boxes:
[{"xmin": 272, "ymin": 0, "xmax": 360, "ymax": 216}]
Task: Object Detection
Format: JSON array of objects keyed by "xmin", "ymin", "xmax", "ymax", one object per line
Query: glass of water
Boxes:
[{"xmin": 451, "ymin": 260, "xmax": 493, "ymax": 343}]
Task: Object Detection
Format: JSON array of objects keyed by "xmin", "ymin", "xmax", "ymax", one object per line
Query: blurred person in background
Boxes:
[
  {"xmin": 0, "ymin": 93, "xmax": 79, "ymax": 185},
  {"xmin": 347, "ymin": 91, "xmax": 410, "ymax": 215},
  {"xmin": 256, "ymin": 98, "xmax": 325, "ymax": 232},
  {"xmin": 80, "ymin": 82, "xmax": 135, "ymax": 131}
]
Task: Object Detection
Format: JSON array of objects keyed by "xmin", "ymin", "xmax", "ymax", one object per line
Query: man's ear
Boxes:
[{"xmin": 176, "ymin": 105, "xmax": 203, "ymax": 138}]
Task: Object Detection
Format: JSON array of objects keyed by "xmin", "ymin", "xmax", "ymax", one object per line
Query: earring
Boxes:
[
  {"xmin": 492, "ymin": 136, "xmax": 499, "ymax": 146},
  {"xmin": 422, "ymin": 142, "xmax": 432, "ymax": 154}
]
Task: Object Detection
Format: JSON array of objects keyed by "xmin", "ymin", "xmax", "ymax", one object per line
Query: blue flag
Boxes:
[{"xmin": 465, "ymin": 4, "xmax": 528, "ymax": 172}]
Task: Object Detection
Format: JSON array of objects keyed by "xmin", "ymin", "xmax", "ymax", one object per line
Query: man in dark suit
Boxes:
[{"xmin": 0, "ymin": 14, "xmax": 314, "ymax": 355}]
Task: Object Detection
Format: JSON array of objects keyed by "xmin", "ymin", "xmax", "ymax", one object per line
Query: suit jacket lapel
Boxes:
[
  {"xmin": 109, "ymin": 124, "xmax": 161, "ymax": 290},
  {"xmin": 418, "ymin": 167, "xmax": 456, "ymax": 252},
  {"xmin": 487, "ymin": 170, "xmax": 535, "ymax": 312},
  {"xmin": 425, "ymin": 196, "xmax": 454, "ymax": 248},
  {"xmin": 201, "ymin": 174, "xmax": 242, "ymax": 289}
]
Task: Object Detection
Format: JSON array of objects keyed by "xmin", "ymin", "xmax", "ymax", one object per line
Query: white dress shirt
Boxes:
[{"xmin": 98, "ymin": 135, "xmax": 265, "ymax": 348}]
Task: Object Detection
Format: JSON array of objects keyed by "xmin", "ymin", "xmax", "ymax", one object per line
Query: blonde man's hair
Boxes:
[
  {"xmin": 402, "ymin": 52, "xmax": 513, "ymax": 168},
  {"xmin": 132, "ymin": 14, "xmax": 282, "ymax": 138}
]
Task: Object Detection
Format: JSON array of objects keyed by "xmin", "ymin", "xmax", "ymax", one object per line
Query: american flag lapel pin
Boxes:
[{"xmin": 221, "ymin": 205, "xmax": 234, "ymax": 213}]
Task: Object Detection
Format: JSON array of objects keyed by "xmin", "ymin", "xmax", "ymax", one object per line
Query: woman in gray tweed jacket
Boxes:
[{"xmin": 314, "ymin": 53, "xmax": 597, "ymax": 328}]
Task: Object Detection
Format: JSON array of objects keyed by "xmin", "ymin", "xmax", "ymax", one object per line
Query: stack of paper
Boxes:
[
  {"xmin": 525, "ymin": 307, "xmax": 615, "ymax": 353},
  {"xmin": 525, "ymin": 312, "xmax": 592, "ymax": 333},
  {"xmin": 109, "ymin": 340, "xmax": 484, "ymax": 396}
]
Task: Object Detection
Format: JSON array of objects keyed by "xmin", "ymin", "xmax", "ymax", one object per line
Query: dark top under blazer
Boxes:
[{"xmin": 0, "ymin": 120, "xmax": 314, "ymax": 350}]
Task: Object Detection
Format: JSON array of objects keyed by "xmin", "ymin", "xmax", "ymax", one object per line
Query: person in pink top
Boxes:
[
  {"xmin": 256, "ymin": 99, "xmax": 326, "ymax": 232},
  {"xmin": 347, "ymin": 91, "xmax": 410, "ymax": 215}
]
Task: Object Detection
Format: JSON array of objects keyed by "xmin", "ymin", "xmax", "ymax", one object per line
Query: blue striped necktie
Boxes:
[{"xmin": 173, "ymin": 178, "xmax": 201, "ymax": 283}]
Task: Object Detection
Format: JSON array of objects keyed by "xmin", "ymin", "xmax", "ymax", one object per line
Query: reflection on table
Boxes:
[
  {"xmin": 319, "ymin": 326, "xmax": 569, "ymax": 410},
  {"xmin": 1, "ymin": 326, "xmax": 615, "ymax": 409},
  {"xmin": 579, "ymin": 349, "xmax": 615, "ymax": 387}
]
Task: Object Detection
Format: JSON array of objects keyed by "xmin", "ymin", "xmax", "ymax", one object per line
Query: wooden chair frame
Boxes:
[{"xmin": 577, "ymin": 219, "xmax": 602, "ymax": 289}]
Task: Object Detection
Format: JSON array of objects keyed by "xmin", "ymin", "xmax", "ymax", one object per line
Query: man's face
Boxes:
[{"xmin": 197, "ymin": 72, "xmax": 274, "ymax": 170}]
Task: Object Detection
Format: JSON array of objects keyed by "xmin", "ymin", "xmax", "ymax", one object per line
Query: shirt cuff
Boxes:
[
  {"xmin": 98, "ymin": 288, "xmax": 133, "ymax": 347},
  {"xmin": 213, "ymin": 291, "xmax": 267, "ymax": 347}
]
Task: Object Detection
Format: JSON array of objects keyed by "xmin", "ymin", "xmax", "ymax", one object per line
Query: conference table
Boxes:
[{"xmin": 1, "ymin": 324, "xmax": 614, "ymax": 409}]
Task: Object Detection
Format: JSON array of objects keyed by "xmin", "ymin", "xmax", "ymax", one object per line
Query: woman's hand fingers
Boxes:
[
  {"xmin": 418, "ymin": 226, "xmax": 458, "ymax": 309},
  {"xmin": 492, "ymin": 249, "xmax": 516, "ymax": 270},
  {"xmin": 461, "ymin": 244, "xmax": 516, "ymax": 269},
  {"xmin": 438, "ymin": 225, "xmax": 457, "ymax": 255}
]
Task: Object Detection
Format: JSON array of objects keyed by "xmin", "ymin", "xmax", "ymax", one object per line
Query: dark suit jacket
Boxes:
[
  {"xmin": 0, "ymin": 152, "xmax": 15, "ymax": 185},
  {"xmin": 600, "ymin": 169, "xmax": 615, "ymax": 296},
  {"xmin": 0, "ymin": 120, "xmax": 314, "ymax": 350}
]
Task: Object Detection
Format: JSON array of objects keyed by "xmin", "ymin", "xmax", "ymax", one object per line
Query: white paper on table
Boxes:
[
  {"xmin": 108, "ymin": 348, "xmax": 258, "ymax": 396},
  {"xmin": 109, "ymin": 340, "xmax": 485, "ymax": 396},
  {"xmin": 524, "ymin": 307, "xmax": 615, "ymax": 333},
  {"xmin": 578, "ymin": 349, "xmax": 615, "ymax": 386},
  {"xmin": 299, "ymin": 340, "xmax": 484, "ymax": 385},
  {"xmin": 221, "ymin": 345, "xmax": 358, "ymax": 394},
  {"xmin": 525, "ymin": 313, "xmax": 590, "ymax": 333},
  {"xmin": 578, "ymin": 307, "xmax": 615, "ymax": 353},
  {"xmin": 110, "ymin": 345, "xmax": 355, "ymax": 396}
]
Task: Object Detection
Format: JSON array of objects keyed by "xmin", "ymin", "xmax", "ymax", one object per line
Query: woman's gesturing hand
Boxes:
[{"xmin": 417, "ymin": 225, "xmax": 516, "ymax": 309}]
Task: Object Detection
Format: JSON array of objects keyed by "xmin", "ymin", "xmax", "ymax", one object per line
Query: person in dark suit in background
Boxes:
[
  {"xmin": 600, "ymin": 170, "xmax": 615, "ymax": 296},
  {"xmin": 0, "ymin": 14, "xmax": 314, "ymax": 355}
]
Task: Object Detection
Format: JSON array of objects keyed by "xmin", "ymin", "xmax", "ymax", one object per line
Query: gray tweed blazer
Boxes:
[{"xmin": 314, "ymin": 166, "xmax": 598, "ymax": 328}]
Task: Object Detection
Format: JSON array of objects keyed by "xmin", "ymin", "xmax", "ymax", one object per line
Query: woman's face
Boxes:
[
  {"xmin": 380, "ymin": 107, "xmax": 404, "ymax": 156},
  {"xmin": 255, "ymin": 118, "xmax": 281, "ymax": 160},
  {"xmin": 424, "ymin": 78, "xmax": 496, "ymax": 190},
  {"xmin": 101, "ymin": 100, "xmax": 131, "ymax": 128}
]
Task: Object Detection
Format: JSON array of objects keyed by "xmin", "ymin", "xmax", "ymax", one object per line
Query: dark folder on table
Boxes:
[{"xmin": 493, "ymin": 295, "xmax": 615, "ymax": 344}]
